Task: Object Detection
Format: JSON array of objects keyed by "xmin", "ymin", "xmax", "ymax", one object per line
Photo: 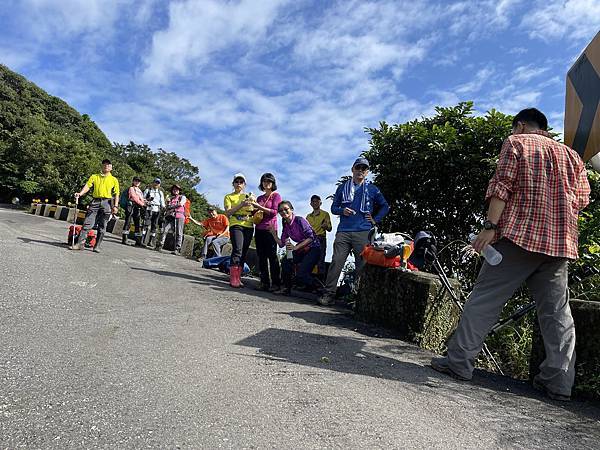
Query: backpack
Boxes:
[
  {"xmin": 119, "ymin": 189, "xmax": 129, "ymax": 209},
  {"xmin": 184, "ymin": 198, "xmax": 191, "ymax": 224}
]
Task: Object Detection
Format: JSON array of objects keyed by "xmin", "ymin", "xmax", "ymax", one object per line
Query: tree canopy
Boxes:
[{"xmin": 364, "ymin": 101, "xmax": 599, "ymax": 297}]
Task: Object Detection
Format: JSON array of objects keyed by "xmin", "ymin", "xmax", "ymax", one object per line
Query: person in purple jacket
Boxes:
[
  {"xmin": 269, "ymin": 200, "xmax": 321, "ymax": 296},
  {"xmin": 251, "ymin": 173, "xmax": 282, "ymax": 291},
  {"xmin": 318, "ymin": 157, "xmax": 389, "ymax": 306}
]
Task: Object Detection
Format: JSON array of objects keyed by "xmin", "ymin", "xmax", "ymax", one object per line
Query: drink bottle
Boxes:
[
  {"xmin": 469, "ymin": 233, "xmax": 502, "ymax": 266},
  {"xmin": 286, "ymin": 238, "xmax": 293, "ymax": 260}
]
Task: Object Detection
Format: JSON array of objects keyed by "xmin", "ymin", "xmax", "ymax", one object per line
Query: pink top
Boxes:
[
  {"xmin": 128, "ymin": 186, "xmax": 145, "ymax": 207},
  {"xmin": 255, "ymin": 191, "xmax": 282, "ymax": 231}
]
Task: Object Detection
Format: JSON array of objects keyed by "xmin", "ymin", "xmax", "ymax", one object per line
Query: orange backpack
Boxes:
[{"xmin": 184, "ymin": 198, "xmax": 191, "ymax": 224}]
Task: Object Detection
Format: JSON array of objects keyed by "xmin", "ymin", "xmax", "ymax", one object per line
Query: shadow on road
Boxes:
[
  {"xmin": 235, "ymin": 327, "xmax": 431, "ymax": 384},
  {"xmin": 18, "ymin": 236, "xmax": 68, "ymax": 248},
  {"xmin": 282, "ymin": 310, "xmax": 397, "ymax": 340},
  {"xmin": 235, "ymin": 327, "xmax": 600, "ymax": 445}
]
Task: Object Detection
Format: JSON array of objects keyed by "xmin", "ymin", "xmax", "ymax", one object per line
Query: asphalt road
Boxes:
[{"xmin": 1, "ymin": 206, "xmax": 599, "ymax": 449}]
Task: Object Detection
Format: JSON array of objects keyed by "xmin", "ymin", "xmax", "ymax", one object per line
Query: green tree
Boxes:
[{"xmin": 364, "ymin": 102, "xmax": 513, "ymax": 244}]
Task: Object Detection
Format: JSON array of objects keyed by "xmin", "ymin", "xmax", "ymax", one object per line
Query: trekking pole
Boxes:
[
  {"xmin": 489, "ymin": 302, "xmax": 536, "ymax": 336},
  {"xmin": 71, "ymin": 196, "xmax": 79, "ymax": 247},
  {"xmin": 431, "ymin": 255, "xmax": 505, "ymax": 375}
]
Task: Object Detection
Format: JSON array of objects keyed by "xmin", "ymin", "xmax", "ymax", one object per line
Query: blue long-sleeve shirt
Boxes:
[{"xmin": 331, "ymin": 181, "xmax": 389, "ymax": 232}]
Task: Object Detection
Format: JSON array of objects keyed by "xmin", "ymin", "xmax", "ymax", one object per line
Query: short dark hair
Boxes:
[
  {"xmin": 512, "ymin": 108, "xmax": 548, "ymax": 131},
  {"xmin": 132, "ymin": 176, "xmax": 141, "ymax": 182},
  {"xmin": 208, "ymin": 206, "xmax": 217, "ymax": 212},
  {"xmin": 259, "ymin": 172, "xmax": 277, "ymax": 191},
  {"xmin": 101, "ymin": 159, "xmax": 112, "ymax": 165},
  {"xmin": 310, "ymin": 195, "xmax": 321, "ymax": 201},
  {"xmin": 278, "ymin": 200, "xmax": 294, "ymax": 212}
]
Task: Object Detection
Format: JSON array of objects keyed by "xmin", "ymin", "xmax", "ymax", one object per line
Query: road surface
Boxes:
[{"xmin": 1, "ymin": 206, "xmax": 598, "ymax": 449}]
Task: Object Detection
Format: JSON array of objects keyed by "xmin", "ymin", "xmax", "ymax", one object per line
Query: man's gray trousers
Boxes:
[{"xmin": 446, "ymin": 239, "xmax": 575, "ymax": 396}]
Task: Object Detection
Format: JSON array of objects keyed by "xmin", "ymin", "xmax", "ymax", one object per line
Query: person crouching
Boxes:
[{"xmin": 269, "ymin": 200, "xmax": 321, "ymax": 296}]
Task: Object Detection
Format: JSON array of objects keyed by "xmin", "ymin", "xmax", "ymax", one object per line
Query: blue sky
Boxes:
[{"xmin": 1, "ymin": 0, "xmax": 599, "ymax": 229}]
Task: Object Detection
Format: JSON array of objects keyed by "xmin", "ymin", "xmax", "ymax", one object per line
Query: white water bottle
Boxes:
[
  {"xmin": 469, "ymin": 233, "xmax": 502, "ymax": 266},
  {"xmin": 286, "ymin": 238, "xmax": 293, "ymax": 260}
]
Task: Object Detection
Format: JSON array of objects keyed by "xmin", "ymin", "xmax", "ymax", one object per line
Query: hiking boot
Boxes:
[
  {"xmin": 254, "ymin": 283, "xmax": 270, "ymax": 292},
  {"xmin": 268, "ymin": 285, "xmax": 281, "ymax": 293},
  {"xmin": 532, "ymin": 377, "xmax": 571, "ymax": 402},
  {"xmin": 430, "ymin": 357, "xmax": 471, "ymax": 381},
  {"xmin": 92, "ymin": 247, "xmax": 101, "ymax": 253},
  {"xmin": 317, "ymin": 294, "xmax": 335, "ymax": 306},
  {"xmin": 69, "ymin": 242, "xmax": 83, "ymax": 251},
  {"xmin": 121, "ymin": 234, "xmax": 128, "ymax": 245},
  {"xmin": 172, "ymin": 250, "xmax": 181, "ymax": 256}
]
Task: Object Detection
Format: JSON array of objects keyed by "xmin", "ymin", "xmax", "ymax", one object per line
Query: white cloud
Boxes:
[
  {"xmin": 521, "ymin": 0, "xmax": 600, "ymax": 43},
  {"xmin": 455, "ymin": 66, "xmax": 495, "ymax": 94},
  {"xmin": 512, "ymin": 65, "xmax": 549, "ymax": 83},
  {"xmin": 22, "ymin": 0, "xmax": 126, "ymax": 39},
  {"xmin": 0, "ymin": 47, "xmax": 35, "ymax": 71},
  {"xmin": 142, "ymin": 0, "xmax": 288, "ymax": 84}
]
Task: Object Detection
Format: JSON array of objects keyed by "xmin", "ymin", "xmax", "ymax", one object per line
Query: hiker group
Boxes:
[
  {"xmin": 68, "ymin": 151, "xmax": 390, "ymax": 301},
  {"xmin": 68, "ymin": 108, "xmax": 591, "ymax": 401}
]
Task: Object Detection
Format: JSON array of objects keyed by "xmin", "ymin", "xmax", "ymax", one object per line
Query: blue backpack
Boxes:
[
  {"xmin": 202, "ymin": 256, "xmax": 250, "ymax": 274},
  {"xmin": 119, "ymin": 189, "xmax": 129, "ymax": 209}
]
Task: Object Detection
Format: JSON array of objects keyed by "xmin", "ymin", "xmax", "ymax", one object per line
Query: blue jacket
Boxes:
[{"xmin": 331, "ymin": 181, "xmax": 389, "ymax": 232}]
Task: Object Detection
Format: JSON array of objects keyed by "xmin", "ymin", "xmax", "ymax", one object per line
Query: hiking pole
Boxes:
[
  {"xmin": 489, "ymin": 302, "xmax": 536, "ymax": 336},
  {"xmin": 71, "ymin": 196, "xmax": 79, "ymax": 247},
  {"xmin": 430, "ymin": 254, "xmax": 505, "ymax": 375}
]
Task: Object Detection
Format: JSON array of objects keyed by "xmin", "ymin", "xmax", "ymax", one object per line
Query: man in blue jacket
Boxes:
[{"xmin": 318, "ymin": 157, "xmax": 389, "ymax": 306}]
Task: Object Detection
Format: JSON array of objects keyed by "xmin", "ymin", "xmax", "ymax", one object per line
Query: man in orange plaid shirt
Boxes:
[{"xmin": 431, "ymin": 108, "xmax": 591, "ymax": 401}]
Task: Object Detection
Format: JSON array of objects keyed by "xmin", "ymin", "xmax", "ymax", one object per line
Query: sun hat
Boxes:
[{"xmin": 233, "ymin": 173, "xmax": 246, "ymax": 182}]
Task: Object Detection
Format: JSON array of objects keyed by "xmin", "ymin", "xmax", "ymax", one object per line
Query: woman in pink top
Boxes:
[
  {"xmin": 122, "ymin": 176, "xmax": 147, "ymax": 246},
  {"xmin": 251, "ymin": 173, "xmax": 282, "ymax": 291}
]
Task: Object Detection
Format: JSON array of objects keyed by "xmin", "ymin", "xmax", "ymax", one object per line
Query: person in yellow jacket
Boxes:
[
  {"xmin": 224, "ymin": 173, "xmax": 255, "ymax": 287},
  {"xmin": 306, "ymin": 194, "xmax": 332, "ymax": 275},
  {"xmin": 69, "ymin": 159, "xmax": 120, "ymax": 252}
]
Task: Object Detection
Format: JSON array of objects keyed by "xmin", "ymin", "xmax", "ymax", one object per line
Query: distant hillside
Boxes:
[
  {"xmin": 0, "ymin": 64, "xmax": 114, "ymax": 202},
  {"xmin": 0, "ymin": 65, "xmax": 212, "ymax": 224}
]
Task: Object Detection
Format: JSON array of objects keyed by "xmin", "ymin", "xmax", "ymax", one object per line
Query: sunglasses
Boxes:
[{"xmin": 354, "ymin": 165, "xmax": 369, "ymax": 171}]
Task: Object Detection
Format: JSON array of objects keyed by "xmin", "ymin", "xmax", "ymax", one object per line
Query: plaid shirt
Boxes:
[{"xmin": 486, "ymin": 130, "xmax": 590, "ymax": 259}]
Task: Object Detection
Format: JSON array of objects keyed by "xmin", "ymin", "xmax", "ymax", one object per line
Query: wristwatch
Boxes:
[{"xmin": 483, "ymin": 220, "xmax": 498, "ymax": 230}]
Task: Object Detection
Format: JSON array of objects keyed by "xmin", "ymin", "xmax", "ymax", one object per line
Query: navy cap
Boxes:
[{"xmin": 353, "ymin": 157, "xmax": 370, "ymax": 168}]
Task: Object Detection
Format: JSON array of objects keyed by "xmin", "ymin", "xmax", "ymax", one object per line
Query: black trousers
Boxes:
[
  {"xmin": 281, "ymin": 246, "xmax": 321, "ymax": 289},
  {"xmin": 79, "ymin": 198, "xmax": 111, "ymax": 243},
  {"xmin": 230, "ymin": 225, "xmax": 254, "ymax": 266},
  {"xmin": 123, "ymin": 202, "xmax": 142, "ymax": 236},
  {"xmin": 255, "ymin": 229, "xmax": 281, "ymax": 287}
]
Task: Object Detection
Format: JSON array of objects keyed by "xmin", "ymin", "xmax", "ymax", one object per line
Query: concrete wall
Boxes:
[
  {"xmin": 530, "ymin": 299, "xmax": 600, "ymax": 400},
  {"xmin": 355, "ymin": 265, "xmax": 460, "ymax": 354}
]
